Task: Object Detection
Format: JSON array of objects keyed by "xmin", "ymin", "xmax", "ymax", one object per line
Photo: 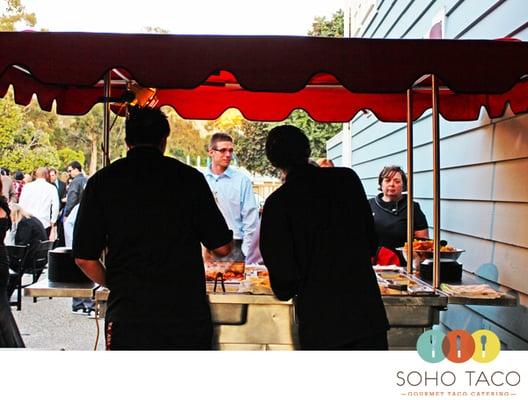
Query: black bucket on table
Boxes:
[{"xmin": 48, "ymin": 247, "xmax": 91, "ymax": 283}]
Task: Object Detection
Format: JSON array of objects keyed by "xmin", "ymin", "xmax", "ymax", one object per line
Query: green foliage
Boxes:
[
  {"xmin": 1, "ymin": 144, "xmax": 58, "ymax": 173},
  {"xmin": 236, "ymin": 121, "xmax": 277, "ymax": 177},
  {"xmin": 57, "ymin": 148, "xmax": 85, "ymax": 170},
  {"xmin": 0, "ymin": 93, "xmax": 21, "ymax": 148},
  {"xmin": 0, "ymin": 0, "xmax": 36, "ymax": 31},
  {"xmin": 0, "ymin": 90, "xmax": 61, "ymax": 173},
  {"xmin": 278, "ymin": 110, "xmax": 342, "ymax": 159},
  {"xmin": 308, "ymin": 9, "xmax": 344, "ymax": 37},
  {"xmin": 164, "ymin": 108, "xmax": 208, "ymax": 162}
]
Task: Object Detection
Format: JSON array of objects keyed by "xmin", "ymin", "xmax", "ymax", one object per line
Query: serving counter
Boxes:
[
  {"xmin": 24, "ymin": 277, "xmax": 457, "ymax": 350},
  {"xmin": 23, "ymin": 261, "xmax": 516, "ymax": 350}
]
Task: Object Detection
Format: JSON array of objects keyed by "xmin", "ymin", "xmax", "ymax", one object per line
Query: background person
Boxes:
[
  {"xmin": 63, "ymin": 161, "xmax": 91, "ymax": 314},
  {"xmin": 64, "ymin": 161, "xmax": 86, "ymax": 218},
  {"xmin": 260, "ymin": 125, "xmax": 389, "ymax": 350},
  {"xmin": 368, "ymin": 165, "xmax": 429, "ymax": 265},
  {"xmin": 317, "ymin": 158, "xmax": 334, "ymax": 168},
  {"xmin": 6, "ymin": 204, "xmax": 47, "ymax": 273},
  {"xmin": 73, "ymin": 107, "xmax": 232, "ymax": 350},
  {"xmin": 10, "ymin": 171, "xmax": 25, "ymax": 203},
  {"xmin": 204, "ymin": 132, "xmax": 261, "ymax": 264},
  {"xmin": 0, "ymin": 168, "xmax": 14, "ymax": 201},
  {"xmin": 0, "ymin": 179, "xmax": 25, "ymax": 348},
  {"xmin": 18, "ymin": 167, "xmax": 59, "ymax": 238}
]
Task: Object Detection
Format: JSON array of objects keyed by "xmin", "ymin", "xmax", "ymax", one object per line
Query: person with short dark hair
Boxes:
[
  {"xmin": 10, "ymin": 171, "xmax": 25, "ymax": 203},
  {"xmin": 64, "ymin": 161, "xmax": 86, "ymax": 218},
  {"xmin": 368, "ymin": 165, "xmax": 429, "ymax": 265},
  {"xmin": 203, "ymin": 132, "xmax": 261, "ymax": 264},
  {"xmin": 260, "ymin": 125, "xmax": 389, "ymax": 350},
  {"xmin": 64, "ymin": 161, "xmax": 91, "ymax": 313},
  {"xmin": 73, "ymin": 107, "xmax": 233, "ymax": 350},
  {"xmin": 0, "ymin": 168, "xmax": 14, "ymax": 201}
]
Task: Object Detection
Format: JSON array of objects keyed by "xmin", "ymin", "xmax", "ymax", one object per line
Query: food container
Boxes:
[
  {"xmin": 398, "ymin": 240, "xmax": 465, "ymax": 269},
  {"xmin": 48, "ymin": 247, "xmax": 92, "ymax": 283},
  {"xmin": 204, "ymin": 261, "xmax": 245, "ymax": 282}
]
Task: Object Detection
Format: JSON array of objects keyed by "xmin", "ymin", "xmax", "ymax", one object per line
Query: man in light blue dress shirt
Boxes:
[{"xmin": 204, "ymin": 133, "xmax": 262, "ymax": 263}]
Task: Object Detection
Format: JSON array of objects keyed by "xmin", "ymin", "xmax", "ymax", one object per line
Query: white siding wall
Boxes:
[{"xmin": 333, "ymin": 0, "xmax": 528, "ymax": 348}]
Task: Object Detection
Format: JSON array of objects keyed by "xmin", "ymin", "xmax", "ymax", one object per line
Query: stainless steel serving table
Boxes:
[
  {"xmin": 23, "ymin": 279, "xmax": 98, "ymax": 298},
  {"xmin": 94, "ymin": 284, "xmax": 298, "ymax": 350},
  {"xmin": 24, "ymin": 270, "xmax": 516, "ymax": 351}
]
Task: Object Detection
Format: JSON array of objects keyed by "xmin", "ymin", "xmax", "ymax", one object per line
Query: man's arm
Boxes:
[
  {"xmin": 64, "ymin": 179, "xmax": 82, "ymax": 217},
  {"xmin": 50, "ymin": 186, "xmax": 60, "ymax": 225},
  {"xmin": 195, "ymin": 173, "xmax": 233, "ymax": 254},
  {"xmin": 75, "ymin": 258, "xmax": 106, "ymax": 286},
  {"xmin": 211, "ymin": 241, "xmax": 233, "ymax": 258}
]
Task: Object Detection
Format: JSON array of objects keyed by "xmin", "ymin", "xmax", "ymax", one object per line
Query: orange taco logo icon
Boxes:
[{"xmin": 417, "ymin": 329, "xmax": 500, "ymax": 364}]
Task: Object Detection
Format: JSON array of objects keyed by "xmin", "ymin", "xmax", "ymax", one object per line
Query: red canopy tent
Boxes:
[
  {"xmin": 1, "ymin": 32, "xmax": 527, "ymax": 121},
  {"xmin": 1, "ymin": 32, "xmax": 527, "ymax": 287}
]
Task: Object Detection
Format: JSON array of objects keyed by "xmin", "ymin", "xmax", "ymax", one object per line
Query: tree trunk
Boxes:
[{"xmin": 89, "ymin": 136, "xmax": 97, "ymax": 176}]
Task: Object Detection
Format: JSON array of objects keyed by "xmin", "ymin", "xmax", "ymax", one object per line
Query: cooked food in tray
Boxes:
[
  {"xmin": 403, "ymin": 239, "xmax": 457, "ymax": 253},
  {"xmin": 401, "ymin": 240, "xmax": 465, "ymax": 262},
  {"xmin": 204, "ymin": 261, "xmax": 245, "ymax": 281}
]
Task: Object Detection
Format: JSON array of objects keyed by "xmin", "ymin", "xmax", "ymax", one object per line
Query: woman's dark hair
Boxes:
[
  {"xmin": 125, "ymin": 107, "xmax": 170, "ymax": 147},
  {"xmin": 265, "ymin": 125, "xmax": 311, "ymax": 170},
  {"xmin": 378, "ymin": 165, "xmax": 408, "ymax": 191}
]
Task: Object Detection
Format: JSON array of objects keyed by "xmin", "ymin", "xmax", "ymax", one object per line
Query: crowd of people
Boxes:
[
  {"xmin": 1, "ymin": 107, "xmax": 429, "ymax": 350},
  {"xmin": 0, "ymin": 161, "xmax": 91, "ymax": 347}
]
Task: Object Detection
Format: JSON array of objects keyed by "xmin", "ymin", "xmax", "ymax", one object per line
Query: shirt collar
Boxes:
[{"xmin": 206, "ymin": 165, "xmax": 234, "ymax": 178}]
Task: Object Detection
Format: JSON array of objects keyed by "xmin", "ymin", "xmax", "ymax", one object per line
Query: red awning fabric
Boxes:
[{"xmin": 1, "ymin": 32, "xmax": 527, "ymax": 122}]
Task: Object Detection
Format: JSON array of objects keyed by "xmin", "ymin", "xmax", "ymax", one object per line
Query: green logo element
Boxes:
[
  {"xmin": 417, "ymin": 329, "xmax": 500, "ymax": 363},
  {"xmin": 417, "ymin": 330, "xmax": 446, "ymax": 363}
]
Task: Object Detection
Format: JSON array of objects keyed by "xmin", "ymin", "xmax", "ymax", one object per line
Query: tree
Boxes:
[
  {"xmin": 0, "ymin": 90, "xmax": 61, "ymax": 173},
  {"xmin": 57, "ymin": 148, "xmax": 85, "ymax": 171},
  {"xmin": 61, "ymin": 105, "xmax": 126, "ymax": 175},
  {"xmin": 164, "ymin": 108, "xmax": 208, "ymax": 163},
  {"xmin": 0, "ymin": 0, "xmax": 36, "ymax": 31},
  {"xmin": 236, "ymin": 121, "xmax": 277, "ymax": 176},
  {"xmin": 308, "ymin": 9, "xmax": 344, "ymax": 37},
  {"xmin": 279, "ymin": 110, "xmax": 342, "ymax": 159}
]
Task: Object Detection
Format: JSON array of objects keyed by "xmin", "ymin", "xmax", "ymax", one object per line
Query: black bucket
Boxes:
[{"xmin": 48, "ymin": 247, "xmax": 91, "ymax": 283}]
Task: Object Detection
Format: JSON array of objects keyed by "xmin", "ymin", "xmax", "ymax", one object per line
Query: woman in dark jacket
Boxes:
[
  {"xmin": 9, "ymin": 203, "xmax": 47, "ymax": 272},
  {"xmin": 0, "ymin": 180, "xmax": 25, "ymax": 347}
]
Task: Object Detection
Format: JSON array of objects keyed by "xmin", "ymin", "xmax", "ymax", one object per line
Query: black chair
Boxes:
[
  {"xmin": 6, "ymin": 244, "xmax": 30, "ymax": 311},
  {"xmin": 29, "ymin": 240, "xmax": 55, "ymax": 303}
]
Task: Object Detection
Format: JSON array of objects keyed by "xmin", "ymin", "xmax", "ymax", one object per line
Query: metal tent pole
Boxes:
[
  {"xmin": 406, "ymin": 89, "xmax": 414, "ymax": 274},
  {"xmin": 102, "ymin": 72, "xmax": 111, "ymax": 168},
  {"xmin": 431, "ymin": 75, "xmax": 441, "ymax": 289}
]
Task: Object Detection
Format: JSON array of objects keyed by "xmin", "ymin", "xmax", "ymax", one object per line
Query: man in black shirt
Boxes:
[
  {"xmin": 73, "ymin": 107, "xmax": 232, "ymax": 350},
  {"xmin": 260, "ymin": 125, "xmax": 389, "ymax": 350}
]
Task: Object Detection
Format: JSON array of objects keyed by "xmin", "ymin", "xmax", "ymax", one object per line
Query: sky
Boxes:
[{"xmin": 23, "ymin": 0, "xmax": 344, "ymax": 36}]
